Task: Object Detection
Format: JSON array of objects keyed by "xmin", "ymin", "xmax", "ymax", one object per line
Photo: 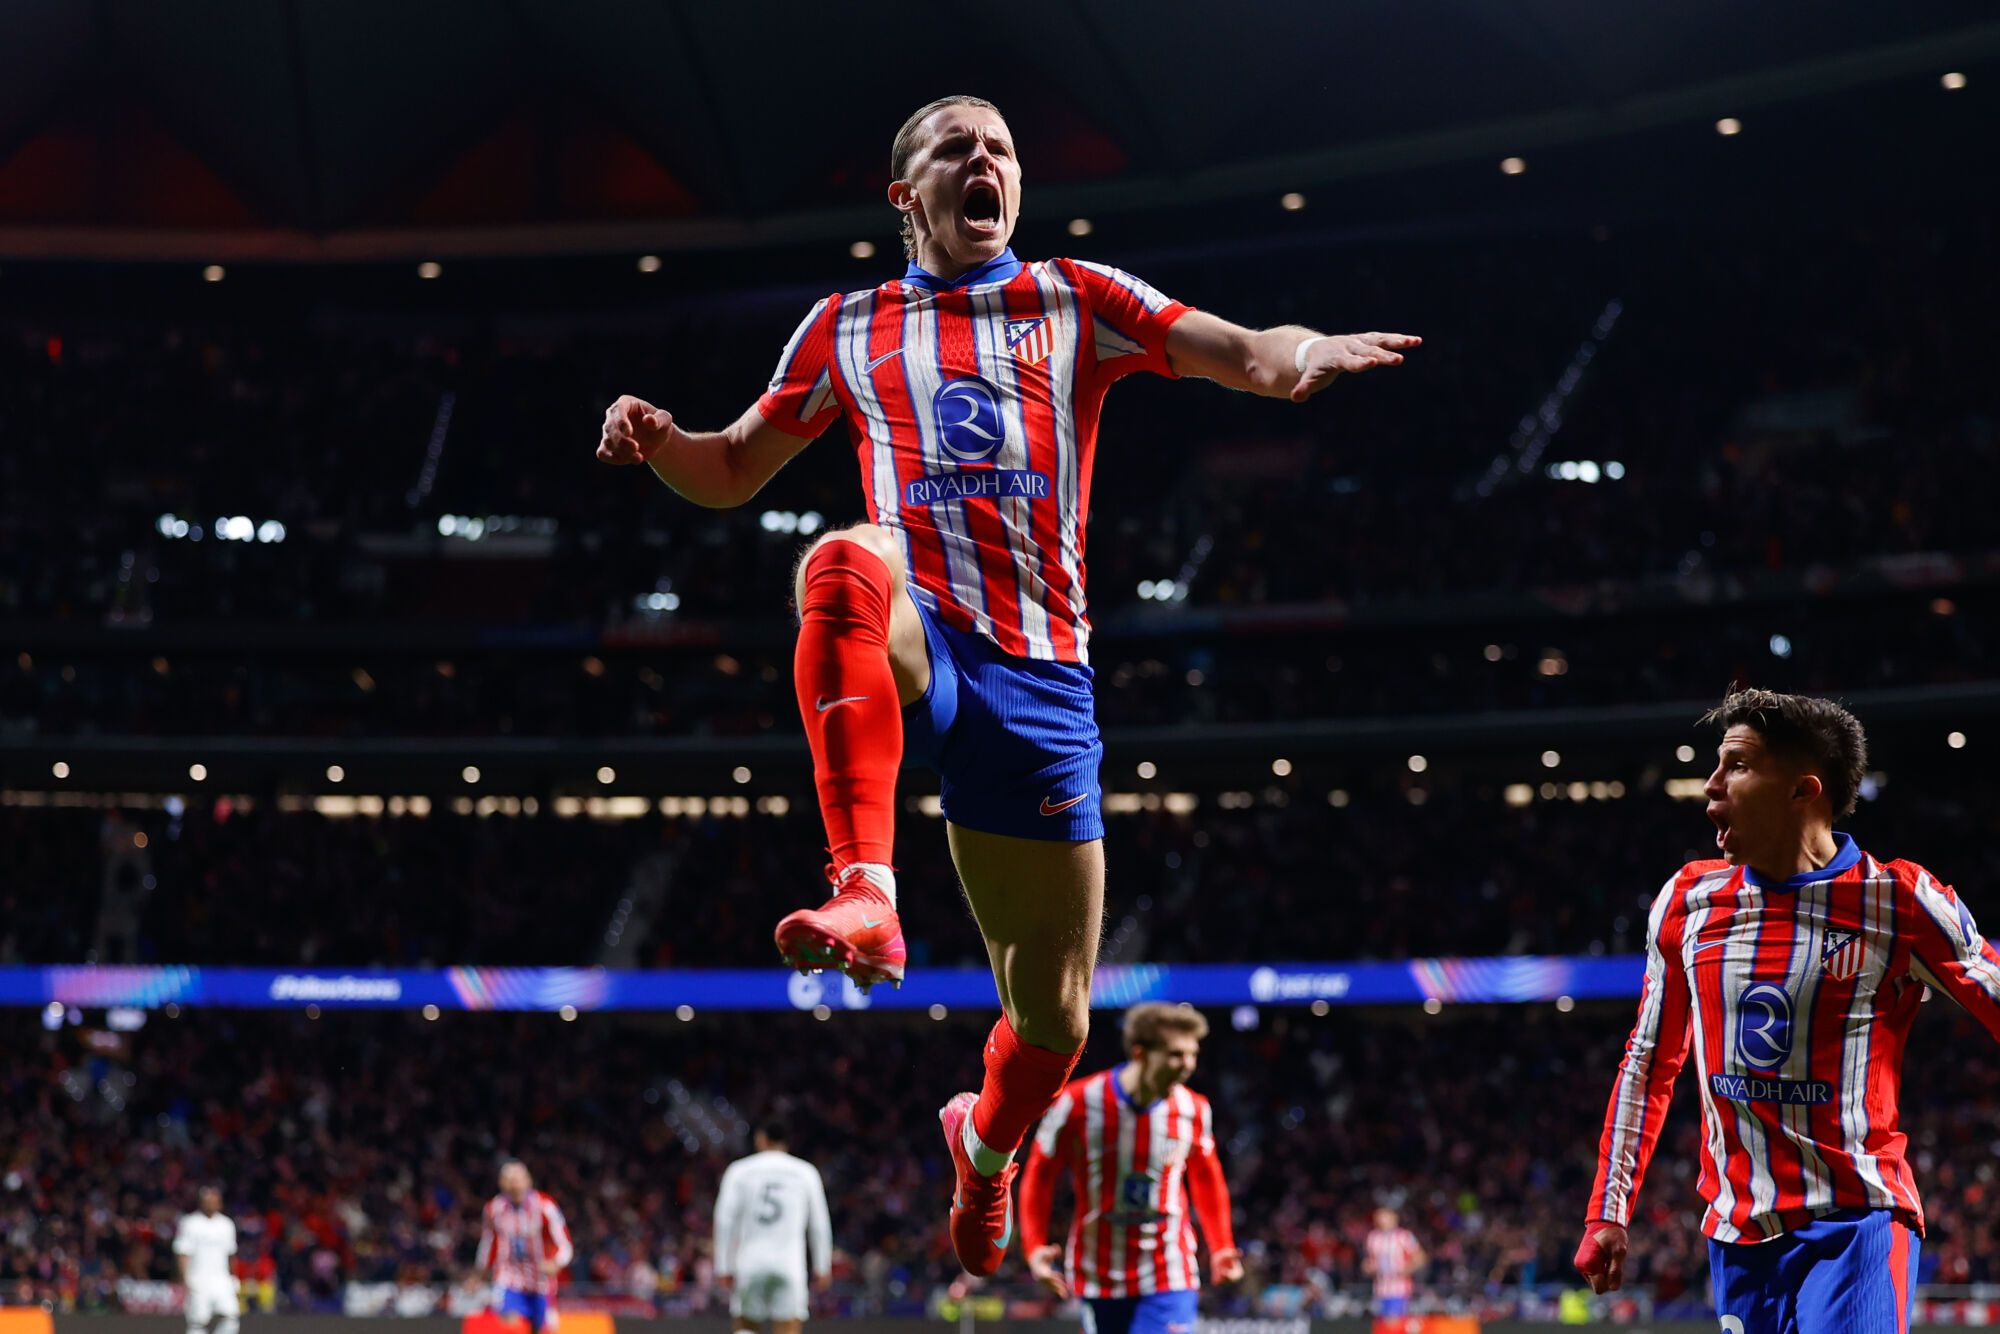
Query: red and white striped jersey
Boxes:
[
  {"xmin": 476, "ymin": 1191, "xmax": 574, "ymax": 1297},
  {"xmin": 1020, "ymin": 1066, "xmax": 1236, "ymax": 1298},
  {"xmin": 1365, "ymin": 1227, "xmax": 1422, "ymax": 1299},
  {"xmin": 1588, "ymin": 835, "xmax": 2000, "ymax": 1243},
  {"xmin": 756, "ymin": 249, "xmax": 1191, "ymax": 665}
]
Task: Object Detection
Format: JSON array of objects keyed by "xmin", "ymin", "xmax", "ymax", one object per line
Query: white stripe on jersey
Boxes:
[{"xmin": 969, "ymin": 284, "xmax": 1054, "ymax": 659}]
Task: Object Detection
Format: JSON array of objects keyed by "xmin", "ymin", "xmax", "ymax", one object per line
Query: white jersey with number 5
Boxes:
[{"xmin": 715, "ymin": 1150, "xmax": 833, "ymax": 1283}]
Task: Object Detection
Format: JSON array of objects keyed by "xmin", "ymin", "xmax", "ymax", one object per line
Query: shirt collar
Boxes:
[
  {"xmin": 903, "ymin": 247, "xmax": 1021, "ymax": 292},
  {"xmin": 1743, "ymin": 832, "xmax": 1861, "ymax": 890}
]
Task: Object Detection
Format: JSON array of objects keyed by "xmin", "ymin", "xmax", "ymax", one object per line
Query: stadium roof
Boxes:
[{"xmin": 0, "ymin": 0, "xmax": 1994, "ymax": 260}]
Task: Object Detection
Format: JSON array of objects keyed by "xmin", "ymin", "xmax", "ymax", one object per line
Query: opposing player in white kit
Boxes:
[
  {"xmin": 714, "ymin": 1122, "xmax": 834, "ymax": 1334},
  {"xmin": 174, "ymin": 1186, "xmax": 239, "ymax": 1334}
]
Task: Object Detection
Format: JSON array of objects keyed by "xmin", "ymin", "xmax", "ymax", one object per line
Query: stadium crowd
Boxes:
[
  {"xmin": 8, "ymin": 775, "xmax": 1998, "ymax": 975},
  {"xmin": 2, "ymin": 222, "xmax": 1993, "ymax": 634},
  {"xmin": 3, "ymin": 1004, "xmax": 1997, "ymax": 1316}
]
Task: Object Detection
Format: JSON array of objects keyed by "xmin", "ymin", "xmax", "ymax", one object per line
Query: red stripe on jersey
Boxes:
[
  {"xmin": 1000, "ymin": 279, "xmax": 1079, "ymax": 659},
  {"xmin": 1127, "ymin": 1089, "xmax": 1152, "ymax": 1290}
]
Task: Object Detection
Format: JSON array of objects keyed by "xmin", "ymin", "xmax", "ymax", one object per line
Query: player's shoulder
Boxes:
[{"xmin": 1666, "ymin": 859, "xmax": 1734, "ymax": 896}]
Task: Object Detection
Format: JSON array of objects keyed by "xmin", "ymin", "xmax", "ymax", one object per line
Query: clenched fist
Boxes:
[{"xmin": 598, "ymin": 395, "xmax": 676, "ymax": 465}]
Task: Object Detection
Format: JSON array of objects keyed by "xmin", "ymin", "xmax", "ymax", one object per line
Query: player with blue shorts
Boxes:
[
  {"xmin": 1576, "ymin": 689, "xmax": 2000, "ymax": 1331},
  {"xmin": 598, "ymin": 93, "xmax": 1418, "ymax": 1276}
]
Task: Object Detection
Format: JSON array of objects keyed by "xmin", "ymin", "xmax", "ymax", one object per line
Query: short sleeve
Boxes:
[
  {"xmin": 755, "ymin": 296, "xmax": 844, "ymax": 439},
  {"xmin": 173, "ymin": 1219, "xmax": 194, "ymax": 1256},
  {"xmin": 1060, "ymin": 259, "xmax": 1194, "ymax": 382}
]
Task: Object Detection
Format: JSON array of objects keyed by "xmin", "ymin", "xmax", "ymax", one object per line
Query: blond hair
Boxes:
[
  {"xmin": 1123, "ymin": 1002, "xmax": 1210, "ymax": 1052},
  {"xmin": 888, "ymin": 95, "xmax": 1005, "ymax": 261}
]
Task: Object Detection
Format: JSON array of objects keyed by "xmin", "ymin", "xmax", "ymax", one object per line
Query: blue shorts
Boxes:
[
  {"xmin": 498, "ymin": 1289, "xmax": 553, "ymax": 1333},
  {"xmin": 1709, "ymin": 1209, "xmax": 1918, "ymax": 1334},
  {"xmin": 1374, "ymin": 1296, "xmax": 1410, "ymax": 1317},
  {"xmin": 1081, "ymin": 1289, "xmax": 1198, "ymax": 1334},
  {"xmin": 903, "ymin": 595, "xmax": 1104, "ymax": 842}
]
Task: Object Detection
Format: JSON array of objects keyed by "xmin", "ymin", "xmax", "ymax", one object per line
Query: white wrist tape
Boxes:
[{"xmin": 1293, "ymin": 336, "xmax": 1324, "ymax": 374}]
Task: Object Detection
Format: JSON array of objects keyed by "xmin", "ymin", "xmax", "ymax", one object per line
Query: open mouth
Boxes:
[
  {"xmin": 1708, "ymin": 805, "xmax": 1730, "ymax": 852},
  {"xmin": 961, "ymin": 182, "xmax": 1001, "ymax": 230}
]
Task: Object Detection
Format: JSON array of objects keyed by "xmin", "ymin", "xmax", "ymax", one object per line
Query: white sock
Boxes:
[
  {"xmin": 962, "ymin": 1114, "xmax": 1014, "ymax": 1176},
  {"xmin": 842, "ymin": 862, "xmax": 897, "ymax": 907}
]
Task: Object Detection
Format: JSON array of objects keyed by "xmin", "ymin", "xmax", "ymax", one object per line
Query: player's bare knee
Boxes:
[
  {"xmin": 792, "ymin": 524, "xmax": 905, "ymax": 609},
  {"xmin": 1012, "ymin": 998, "xmax": 1090, "ymax": 1052}
]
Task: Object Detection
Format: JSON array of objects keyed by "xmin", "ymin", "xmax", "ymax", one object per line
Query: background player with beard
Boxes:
[
  {"xmin": 1577, "ymin": 688, "xmax": 2000, "ymax": 1333},
  {"xmin": 1018, "ymin": 1003, "xmax": 1240, "ymax": 1334},
  {"xmin": 597, "ymin": 93, "xmax": 1416, "ymax": 1277}
]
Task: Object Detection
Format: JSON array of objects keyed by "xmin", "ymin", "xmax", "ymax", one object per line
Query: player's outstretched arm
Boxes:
[
  {"xmin": 1164, "ymin": 311, "xmax": 1419, "ymax": 403},
  {"xmin": 597, "ymin": 397, "xmax": 814, "ymax": 509}
]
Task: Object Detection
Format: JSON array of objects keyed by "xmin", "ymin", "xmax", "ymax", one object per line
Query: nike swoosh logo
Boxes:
[
  {"xmin": 815, "ymin": 695, "xmax": 870, "ymax": 712},
  {"xmin": 1691, "ymin": 939, "xmax": 1732, "ymax": 955},
  {"xmin": 860, "ymin": 918, "xmax": 887, "ymax": 929},
  {"xmin": 1040, "ymin": 793, "xmax": 1088, "ymax": 816},
  {"xmin": 864, "ymin": 349, "xmax": 901, "ymax": 374}
]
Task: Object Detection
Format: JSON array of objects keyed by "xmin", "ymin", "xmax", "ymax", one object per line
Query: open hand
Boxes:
[
  {"xmin": 1291, "ymin": 332, "xmax": 1421, "ymax": 402},
  {"xmin": 1027, "ymin": 1244, "xmax": 1071, "ymax": 1300}
]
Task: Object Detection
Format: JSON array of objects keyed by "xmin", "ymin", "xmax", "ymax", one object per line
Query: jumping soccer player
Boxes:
[
  {"xmin": 1576, "ymin": 688, "xmax": 2000, "ymax": 1333},
  {"xmin": 477, "ymin": 1160, "xmax": 574, "ymax": 1333},
  {"xmin": 1018, "ymin": 1003, "xmax": 1240, "ymax": 1332},
  {"xmin": 597, "ymin": 93, "xmax": 1418, "ymax": 1275}
]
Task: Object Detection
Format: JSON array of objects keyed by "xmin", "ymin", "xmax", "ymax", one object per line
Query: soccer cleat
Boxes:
[
  {"xmin": 773, "ymin": 864, "xmax": 907, "ymax": 992},
  {"xmin": 939, "ymin": 1091, "xmax": 1016, "ymax": 1276}
]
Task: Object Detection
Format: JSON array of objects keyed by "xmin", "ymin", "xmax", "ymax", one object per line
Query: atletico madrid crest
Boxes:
[
  {"xmin": 1820, "ymin": 929, "xmax": 1869, "ymax": 982},
  {"xmin": 1007, "ymin": 317, "xmax": 1052, "ymax": 366}
]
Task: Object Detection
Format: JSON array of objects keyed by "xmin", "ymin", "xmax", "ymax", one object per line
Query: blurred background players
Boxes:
[
  {"xmin": 173, "ymin": 1186, "xmax": 238, "ymax": 1334},
  {"xmin": 715, "ymin": 1120, "xmax": 834, "ymax": 1334},
  {"xmin": 1578, "ymin": 689, "xmax": 2000, "ymax": 1331},
  {"xmin": 476, "ymin": 1160, "xmax": 574, "ymax": 1333},
  {"xmin": 1363, "ymin": 1208, "xmax": 1426, "ymax": 1321},
  {"xmin": 1021, "ymin": 1003, "xmax": 1240, "ymax": 1333}
]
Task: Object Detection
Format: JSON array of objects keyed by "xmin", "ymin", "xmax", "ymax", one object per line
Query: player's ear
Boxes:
[
  {"xmin": 1794, "ymin": 772, "xmax": 1824, "ymax": 806},
  {"xmin": 887, "ymin": 180, "xmax": 919, "ymax": 217}
]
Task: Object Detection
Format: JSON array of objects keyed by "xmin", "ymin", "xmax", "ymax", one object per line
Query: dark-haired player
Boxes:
[
  {"xmin": 1576, "ymin": 688, "xmax": 2000, "ymax": 1333},
  {"xmin": 599, "ymin": 93, "xmax": 1418, "ymax": 1274},
  {"xmin": 716, "ymin": 1122, "xmax": 832, "ymax": 1334}
]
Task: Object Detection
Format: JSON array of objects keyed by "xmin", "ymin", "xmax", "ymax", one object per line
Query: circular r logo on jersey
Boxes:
[
  {"xmin": 1734, "ymin": 982, "xmax": 1794, "ymax": 1070},
  {"xmin": 933, "ymin": 376, "xmax": 1005, "ymax": 462}
]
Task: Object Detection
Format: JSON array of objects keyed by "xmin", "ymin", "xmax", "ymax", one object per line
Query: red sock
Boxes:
[
  {"xmin": 970, "ymin": 1015, "xmax": 1084, "ymax": 1161},
  {"xmin": 794, "ymin": 541, "xmax": 903, "ymax": 869}
]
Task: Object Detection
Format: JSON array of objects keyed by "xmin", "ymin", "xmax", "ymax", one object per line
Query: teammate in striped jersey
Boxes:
[
  {"xmin": 1019, "ymin": 1004, "xmax": 1240, "ymax": 1334},
  {"xmin": 1576, "ymin": 689, "xmax": 2000, "ymax": 1333},
  {"xmin": 597, "ymin": 93, "xmax": 1417, "ymax": 1276},
  {"xmin": 476, "ymin": 1161, "xmax": 574, "ymax": 1333},
  {"xmin": 1363, "ymin": 1209, "xmax": 1426, "ymax": 1318}
]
